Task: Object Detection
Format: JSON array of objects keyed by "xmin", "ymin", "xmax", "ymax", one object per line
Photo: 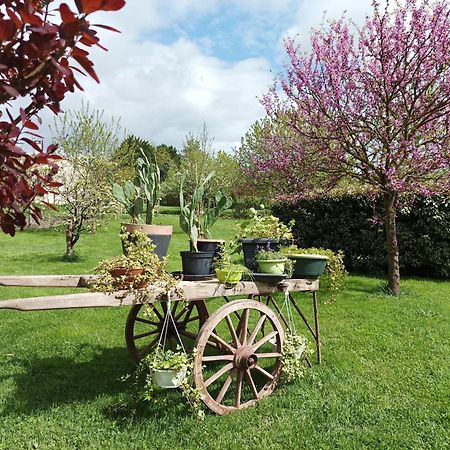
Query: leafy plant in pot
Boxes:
[
  {"xmin": 282, "ymin": 246, "xmax": 347, "ymax": 301},
  {"xmin": 281, "ymin": 330, "xmax": 312, "ymax": 383},
  {"xmin": 92, "ymin": 229, "xmax": 174, "ymax": 292},
  {"xmin": 235, "ymin": 206, "xmax": 295, "ymax": 272},
  {"xmin": 214, "ymin": 244, "xmax": 251, "ymax": 285},
  {"xmin": 112, "ymin": 148, "xmax": 173, "ymax": 259},
  {"xmin": 255, "ymin": 245, "xmax": 293, "ymax": 276}
]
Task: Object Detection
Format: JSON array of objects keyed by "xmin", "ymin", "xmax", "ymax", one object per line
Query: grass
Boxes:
[{"xmin": 0, "ymin": 215, "xmax": 449, "ymax": 449}]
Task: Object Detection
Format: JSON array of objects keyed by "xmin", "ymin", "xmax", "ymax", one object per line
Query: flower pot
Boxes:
[
  {"xmin": 109, "ymin": 267, "xmax": 147, "ymax": 290},
  {"xmin": 239, "ymin": 238, "xmax": 286, "ymax": 272},
  {"xmin": 195, "ymin": 239, "xmax": 225, "ymax": 273},
  {"xmin": 215, "ymin": 268, "xmax": 243, "ymax": 285},
  {"xmin": 288, "ymin": 254, "xmax": 328, "ymax": 278},
  {"xmin": 152, "ymin": 367, "xmax": 187, "ymax": 389},
  {"xmin": 180, "ymin": 251, "xmax": 215, "ymax": 276},
  {"xmin": 122, "ymin": 223, "xmax": 173, "ymax": 260},
  {"xmin": 256, "ymin": 259, "xmax": 287, "ymax": 275}
]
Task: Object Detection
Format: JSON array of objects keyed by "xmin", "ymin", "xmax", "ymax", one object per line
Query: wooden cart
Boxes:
[{"xmin": 0, "ymin": 275, "xmax": 321, "ymax": 415}]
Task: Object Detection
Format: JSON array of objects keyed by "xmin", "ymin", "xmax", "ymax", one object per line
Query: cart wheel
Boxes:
[
  {"xmin": 125, "ymin": 300, "xmax": 209, "ymax": 362},
  {"xmin": 193, "ymin": 300, "xmax": 284, "ymax": 415}
]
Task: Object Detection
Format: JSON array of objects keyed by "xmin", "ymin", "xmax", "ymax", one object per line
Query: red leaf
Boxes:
[
  {"xmin": 6, "ymin": 8, "xmax": 22, "ymax": 27},
  {"xmin": 47, "ymin": 182, "xmax": 63, "ymax": 187},
  {"xmin": 47, "ymin": 154, "xmax": 63, "ymax": 160},
  {"xmin": 1, "ymin": 84, "xmax": 20, "ymax": 98},
  {"xmin": 92, "ymin": 23, "xmax": 121, "ymax": 33},
  {"xmin": 18, "ymin": 8, "xmax": 42, "ymax": 27},
  {"xmin": 19, "ymin": 107, "xmax": 27, "ymax": 125},
  {"xmin": 78, "ymin": 0, "xmax": 125, "ymax": 14},
  {"xmin": 24, "ymin": 120, "xmax": 39, "ymax": 130},
  {"xmin": 0, "ymin": 20, "xmax": 17, "ymax": 41},
  {"xmin": 21, "ymin": 137, "xmax": 42, "ymax": 152},
  {"xmin": 42, "ymin": 201, "xmax": 58, "ymax": 211},
  {"xmin": 59, "ymin": 3, "xmax": 77, "ymax": 24}
]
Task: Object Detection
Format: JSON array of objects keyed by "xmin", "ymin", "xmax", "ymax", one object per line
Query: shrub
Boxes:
[{"xmin": 273, "ymin": 195, "xmax": 450, "ymax": 278}]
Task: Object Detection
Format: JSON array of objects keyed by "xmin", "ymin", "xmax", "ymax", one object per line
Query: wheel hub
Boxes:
[{"xmin": 234, "ymin": 346, "xmax": 258, "ymax": 370}]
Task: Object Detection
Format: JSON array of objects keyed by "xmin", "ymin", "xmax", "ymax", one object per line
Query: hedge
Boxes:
[{"xmin": 273, "ymin": 195, "xmax": 450, "ymax": 278}]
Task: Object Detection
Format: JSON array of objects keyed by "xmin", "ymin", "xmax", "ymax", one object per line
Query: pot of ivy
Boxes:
[
  {"xmin": 147, "ymin": 347, "xmax": 190, "ymax": 389},
  {"xmin": 281, "ymin": 331, "xmax": 312, "ymax": 382},
  {"xmin": 235, "ymin": 206, "xmax": 295, "ymax": 272},
  {"xmin": 113, "ymin": 149, "xmax": 172, "ymax": 259},
  {"xmin": 92, "ymin": 230, "xmax": 170, "ymax": 292}
]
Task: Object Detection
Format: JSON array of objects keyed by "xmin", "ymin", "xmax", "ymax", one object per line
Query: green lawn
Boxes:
[{"xmin": 0, "ymin": 216, "xmax": 449, "ymax": 450}]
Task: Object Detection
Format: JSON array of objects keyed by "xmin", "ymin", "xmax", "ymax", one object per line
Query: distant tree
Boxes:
[
  {"xmin": 52, "ymin": 104, "xmax": 121, "ymax": 258},
  {"xmin": 0, "ymin": 0, "xmax": 125, "ymax": 236},
  {"xmin": 113, "ymin": 135, "xmax": 179, "ymax": 181},
  {"xmin": 253, "ymin": 0, "xmax": 450, "ymax": 295}
]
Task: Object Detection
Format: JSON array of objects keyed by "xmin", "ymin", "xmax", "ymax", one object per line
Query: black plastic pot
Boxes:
[
  {"xmin": 195, "ymin": 239, "xmax": 225, "ymax": 273},
  {"xmin": 180, "ymin": 251, "xmax": 215, "ymax": 276},
  {"xmin": 239, "ymin": 238, "xmax": 286, "ymax": 272}
]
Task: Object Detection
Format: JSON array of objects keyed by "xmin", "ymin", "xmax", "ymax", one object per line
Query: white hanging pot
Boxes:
[
  {"xmin": 152, "ymin": 366, "xmax": 187, "ymax": 389},
  {"xmin": 294, "ymin": 342, "xmax": 307, "ymax": 359}
]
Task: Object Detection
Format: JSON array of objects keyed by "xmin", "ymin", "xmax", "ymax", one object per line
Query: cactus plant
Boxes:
[
  {"xmin": 112, "ymin": 179, "xmax": 144, "ymax": 224},
  {"xmin": 179, "ymin": 172, "xmax": 214, "ymax": 252},
  {"xmin": 201, "ymin": 192, "xmax": 233, "ymax": 238},
  {"xmin": 137, "ymin": 148, "xmax": 161, "ymax": 225}
]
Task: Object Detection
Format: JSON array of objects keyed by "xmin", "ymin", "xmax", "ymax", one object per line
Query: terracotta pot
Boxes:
[{"xmin": 109, "ymin": 267, "xmax": 147, "ymax": 290}]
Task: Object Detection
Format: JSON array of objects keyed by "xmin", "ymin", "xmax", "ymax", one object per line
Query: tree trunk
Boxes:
[
  {"xmin": 65, "ymin": 221, "xmax": 74, "ymax": 258},
  {"xmin": 383, "ymin": 192, "xmax": 401, "ymax": 296}
]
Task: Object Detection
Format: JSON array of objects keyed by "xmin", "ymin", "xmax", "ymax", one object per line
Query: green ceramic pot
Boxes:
[
  {"xmin": 215, "ymin": 269, "xmax": 243, "ymax": 285},
  {"xmin": 256, "ymin": 259, "xmax": 287, "ymax": 275},
  {"xmin": 288, "ymin": 254, "xmax": 328, "ymax": 278}
]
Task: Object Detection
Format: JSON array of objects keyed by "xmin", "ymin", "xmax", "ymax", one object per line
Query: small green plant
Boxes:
[
  {"xmin": 235, "ymin": 206, "xmax": 295, "ymax": 240},
  {"xmin": 112, "ymin": 179, "xmax": 144, "ymax": 224},
  {"xmin": 139, "ymin": 346, "xmax": 205, "ymax": 420},
  {"xmin": 281, "ymin": 331, "xmax": 312, "ymax": 383},
  {"xmin": 214, "ymin": 244, "xmax": 251, "ymax": 284},
  {"xmin": 92, "ymin": 229, "xmax": 175, "ymax": 293},
  {"xmin": 255, "ymin": 245, "xmax": 293, "ymax": 276}
]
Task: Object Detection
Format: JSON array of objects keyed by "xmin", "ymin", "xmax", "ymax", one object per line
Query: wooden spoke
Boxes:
[
  {"xmin": 255, "ymin": 352, "xmax": 281, "ymax": 358},
  {"xmin": 254, "ymin": 364, "xmax": 274, "ymax": 380},
  {"xmin": 245, "ymin": 369, "xmax": 259, "ymax": 399},
  {"xmin": 133, "ymin": 329, "xmax": 158, "ymax": 340},
  {"xmin": 210, "ymin": 332, "xmax": 236, "ymax": 354},
  {"xmin": 225, "ymin": 315, "xmax": 240, "ymax": 348},
  {"xmin": 125, "ymin": 301, "xmax": 208, "ymax": 362},
  {"xmin": 239, "ymin": 308, "xmax": 249, "ymax": 346},
  {"xmin": 193, "ymin": 299, "xmax": 284, "ymax": 415},
  {"xmin": 138, "ymin": 336, "xmax": 159, "ymax": 359},
  {"xmin": 252, "ymin": 330, "xmax": 278, "ymax": 351},
  {"xmin": 135, "ymin": 317, "xmax": 158, "ymax": 326},
  {"xmin": 234, "ymin": 370, "xmax": 243, "ymax": 408},
  {"xmin": 215, "ymin": 374, "xmax": 233, "ymax": 404},
  {"xmin": 248, "ymin": 314, "xmax": 267, "ymax": 345},
  {"xmin": 202, "ymin": 354, "xmax": 234, "ymax": 362},
  {"xmin": 204, "ymin": 363, "xmax": 234, "ymax": 388}
]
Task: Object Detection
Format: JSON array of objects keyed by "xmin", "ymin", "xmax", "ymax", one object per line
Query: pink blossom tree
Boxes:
[{"xmin": 255, "ymin": 0, "xmax": 450, "ymax": 295}]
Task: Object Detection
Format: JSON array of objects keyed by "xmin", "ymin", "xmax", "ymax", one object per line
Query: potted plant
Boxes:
[
  {"xmin": 235, "ymin": 206, "xmax": 295, "ymax": 272},
  {"xmin": 255, "ymin": 245, "xmax": 293, "ymax": 276},
  {"xmin": 214, "ymin": 244, "xmax": 250, "ymax": 285},
  {"xmin": 92, "ymin": 229, "xmax": 175, "ymax": 292},
  {"xmin": 113, "ymin": 148, "xmax": 173, "ymax": 259},
  {"xmin": 281, "ymin": 330, "xmax": 312, "ymax": 382},
  {"xmin": 179, "ymin": 173, "xmax": 216, "ymax": 276},
  {"xmin": 281, "ymin": 246, "xmax": 347, "ymax": 301}
]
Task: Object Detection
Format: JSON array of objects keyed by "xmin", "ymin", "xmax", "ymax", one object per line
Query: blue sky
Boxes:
[{"xmin": 50, "ymin": 0, "xmax": 376, "ymax": 151}]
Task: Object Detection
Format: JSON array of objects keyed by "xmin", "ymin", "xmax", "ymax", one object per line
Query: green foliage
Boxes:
[
  {"xmin": 281, "ymin": 331, "xmax": 313, "ymax": 383},
  {"xmin": 112, "ymin": 180, "xmax": 144, "ymax": 223},
  {"xmin": 51, "ymin": 103, "xmax": 121, "ymax": 257},
  {"xmin": 92, "ymin": 229, "xmax": 175, "ymax": 293},
  {"xmin": 179, "ymin": 172, "xmax": 214, "ymax": 251},
  {"xmin": 282, "ymin": 246, "xmax": 347, "ymax": 301},
  {"xmin": 137, "ymin": 149, "xmax": 161, "ymax": 224},
  {"xmin": 235, "ymin": 206, "xmax": 295, "ymax": 240},
  {"xmin": 273, "ymin": 195, "xmax": 450, "ymax": 278},
  {"xmin": 200, "ymin": 192, "xmax": 233, "ymax": 238}
]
